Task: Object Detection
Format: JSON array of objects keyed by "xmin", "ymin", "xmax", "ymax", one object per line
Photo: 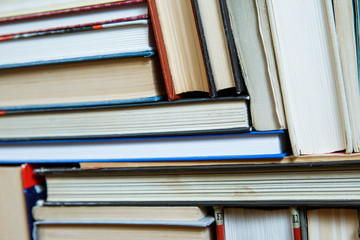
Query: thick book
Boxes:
[
  {"xmin": 223, "ymin": 208, "xmax": 296, "ymax": 240},
  {"xmin": 0, "ymin": 53, "xmax": 165, "ymax": 111},
  {"xmin": 0, "ymin": 97, "xmax": 249, "ymax": 141},
  {"xmin": 221, "ymin": 0, "xmax": 286, "ymax": 131},
  {"xmin": 0, "ymin": 19, "xmax": 155, "ymax": 69},
  {"xmin": 0, "ymin": 0, "xmax": 129, "ymax": 19},
  {"xmin": 33, "ymin": 205, "xmax": 209, "ymax": 221},
  {"xmin": 0, "ymin": 166, "xmax": 32, "ymax": 240},
  {"xmin": 147, "ymin": 0, "xmax": 210, "ymax": 100},
  {"xmin": 266, "ymin": 0, "xmax": 352, "ymax": 155},
  {"xmin": 38, "ymin": 165, "xmax": 360, "ymax": 204},
  {"xmin": 33, "ymin": 218, "xmax": 215, "ymax": 240},
  {"xmin": 333, "ymin": 0, "xmax": 360, "ymax": 153},
  {"xmin": 0, "ymin": 130, "xmax": 287, "ymax": 163},
  {"xmin": 192, "ymin": 0, "xmax": 244, "ymax": 97},
  {"xmin": 0, "ymin": 0, "xmax": 148, "ymax": 38},
  {"xmin": 307, "ymin": 208, "xmax": 359, "ymax": 240}
]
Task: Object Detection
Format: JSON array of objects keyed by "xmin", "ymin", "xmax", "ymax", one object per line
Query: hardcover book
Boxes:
[
  {"xmin": 148, "ymin": 0, "xmax": 210, "ymax": 100},
  {"xmin": 0, "ymin": 97, "xmax": 249, "ymax": 141}
]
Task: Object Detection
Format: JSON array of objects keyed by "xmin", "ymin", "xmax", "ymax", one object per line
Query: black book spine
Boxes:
[
  {"xmin": 218, "ymin": 0, "xmax": 246, "ymax": 94},
  {"xmin": 191, "ymin": 0, "xmax": 218, "ymax": 98}
]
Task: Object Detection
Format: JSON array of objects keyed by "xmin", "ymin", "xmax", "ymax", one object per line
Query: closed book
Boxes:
[
  {"xmin": 266, "ymin": 0, "xmax": 351, "ymax": 155},
  {"xmin": 307, "ymin": 208, "xmax": 359, "ymax": 240},
  {"xmin": 223, "ymin": 208, "xmax": 295, "ymax": 240},
  {"xmin": 37, "ymin": 165, "xmax": 360, "ymax": 204},
  {"xmin": 0, "ymin": 19, "xmax": 155, "ymax": 69},
  {"xmin": 0, "ymin": 52, "xmax": 165, "ymax": 111},
  {"xmin": 148, "ymin": 0, "xmax": 210, "ymax": 100},
  {"xmin": 221, "ymin": 0, "xmax": 286, "ymax": 131},
  {"xmin": 0, "ymin": 97, "xmax": 249, "ymax": 141},
  {"xmin": 0, "ymin": 0, "xmax": 148, "ymax": 37},
  {"xmin": 0, "ymin": 130, "xmax": 289, "ymax": 164},
  {"xmin": 0, "ymin": 0, "xmax": 129, "ymax": 19},
  {"xmin": 192, "ymin": 0, "xmax": 244, "ymax": 97}
]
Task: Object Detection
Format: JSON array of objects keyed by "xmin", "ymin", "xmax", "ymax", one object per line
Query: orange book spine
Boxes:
[{"xmin": 147, "ymin": 0, "xmax": 180, "ymax": 101}]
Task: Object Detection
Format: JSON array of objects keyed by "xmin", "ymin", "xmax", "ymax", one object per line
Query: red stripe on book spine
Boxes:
[
  {"xmin": 0, "ymin": 14, "xmax": 148, "ymax": 41},
  {"xmin": 21, "ymin": 164, "xmax": 45, "ymax": 189},
  {"xmin": 0, "ymin": 110, "xmax": 6, "ymax": 115}
]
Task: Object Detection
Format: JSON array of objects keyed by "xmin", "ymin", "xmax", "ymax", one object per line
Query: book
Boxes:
[
  {"xmin": 33, "ymin": 205, "xmax": 209, "ymax": 221},
  {"xmin": 223, "ymin": 208, "xmax": 294, "ymax": 240},
  {"xmin": 32, "ymin": 205, "xmax": 214, "ymax": 240},
  {"xmin": 333, "ymin": 0, "xmax": 360, "ymax": 153},
  {"xmin": 0, "ymin": 130, "xmax": 287, "ymax": 163},
  {"xmin": 0, "ymin": 166, "xmax": 31, "ymax": 240},
  {"xmin": 0, "ymin": 97, "xmax": 249, "ymax": 140},
  {"xmin": 0, "ymin": 0, "xmax": 128, "ymax": 19},
  {"xmin": 148, "ymin": 0, "xmax": 210, "ymax": 100},
  {"xmin": 0, "ymin": 0, "xmax": 148, "ymax": 37},
  {"xmin": 33, "ymin": 220, "xmax": 215, "ymax": 240},
  {"xmin": 35, "ymin": 164, "xmax": 360, "ymax": 204},
  {"xmin": 307, "ymin": 208, "xmax": 359, "ymax": 240},
  {"xmin": 266, "ymin": 0, "xmax": 351, "ymax": 155},
  {"xmin": 222, "ymin": 0, "xmax": 286, "ymax": 131},
  {"xmin": 0, "ymin": 19, "xmax": 155, "ymax": 69},
  {"xmin": 192, "ymin": 0, "xmax": 239, "ymax": 97},
  {"xmin": 0, "ymin": 53, "xmax": 165, "ymax": 110}
]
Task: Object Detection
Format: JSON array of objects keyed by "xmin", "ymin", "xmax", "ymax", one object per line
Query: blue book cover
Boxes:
[{"xmin": 0, "ymin": 130, "xmax": 290, "ymax": 164}]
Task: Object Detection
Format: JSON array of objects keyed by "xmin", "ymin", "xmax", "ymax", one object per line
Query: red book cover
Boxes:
[{"xmin": 147, "ymin": 0, "xmax": 181, "ymax": 100}]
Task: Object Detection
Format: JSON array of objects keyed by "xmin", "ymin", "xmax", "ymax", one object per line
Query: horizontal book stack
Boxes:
[{"xmin": 2, "ymin": 0, "xmax": 360, "ymax": 239}]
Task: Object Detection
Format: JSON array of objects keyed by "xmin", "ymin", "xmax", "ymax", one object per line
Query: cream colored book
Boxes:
[
  {"xmin": 224, "ymin": 208, "xmax": 293, "ymax": 240},
  {"xmin": 33, "ymin": 206, "xmax": 208, "ymax": 221},
  {"xmin": 333, "ymin": 0, "xmax": 360, "ymax": 153},
  {"xmin": 0, "ymin": 0, "xmax": 126, "ymax": 19},
  {"xmin": 35, "ymin": 224, "xmax": 214, "ymax": 240},
  {"xmin": 0, "ymin": 167, "xmax": 30, "ymax": 240},
  {"xmin": 307, "ymin": 208, "xmax": 359, "ymax": 240},
  {"xmin": 0, "ymin": 55, "xmax": 164, "ymax": 110},
  {"xmin": 224, "ymin": 0, "xmax": 286, "ymax": 131},
  {"xmin": 266, "ymin": 0, "xmax": 351, "ymax": 156}
]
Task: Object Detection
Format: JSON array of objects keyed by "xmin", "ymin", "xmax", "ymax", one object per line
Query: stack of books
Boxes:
[{"xmin": 1, "ymin": 0, "xmax": 360, "ymax": 239}]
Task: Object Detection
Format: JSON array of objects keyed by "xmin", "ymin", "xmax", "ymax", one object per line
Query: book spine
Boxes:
[
  {"xmin": 213, "ymin": 206, "xmax": 225, "ymax": 240},
  {"xmin": 147, "ymin": 0, "xmax": 180, "ymax": 101},
  {"xmin": 218, "ymin": 0, "xmax": 246, "ymax": 95},
  {"xmin": 21, "ymin": 164, "xmax": 46, "ymax": 240},
  {"xmin": 291, "ymin": 207, "xmax": 302, "ymax": 240}
]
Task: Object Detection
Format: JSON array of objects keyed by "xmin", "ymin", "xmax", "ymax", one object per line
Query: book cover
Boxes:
[{"xmin": 0, "ymin": 130, "xmax": 289, "ymax": 163}]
